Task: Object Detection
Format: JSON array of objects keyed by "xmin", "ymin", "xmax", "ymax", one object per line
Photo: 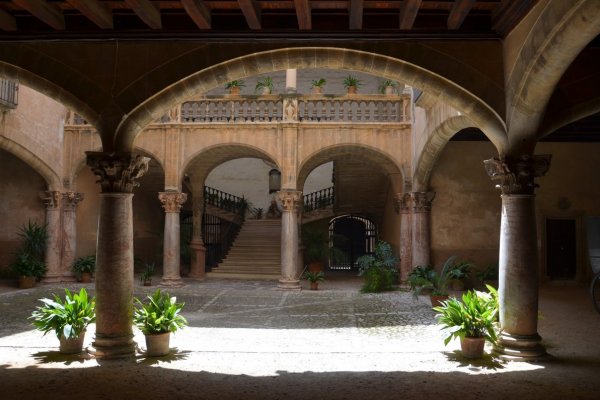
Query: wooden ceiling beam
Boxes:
[
  {"xmin": 182, "ymin": 0, "xmax": 211, "ymax": 29},
  {"xmin": 124, "ymin": 0, "xmax": 162, "ymax": 29},
  {"xmin": 237, "ymin": 0, "xmax": 261, "ymax": 30},
  {"xmin": 399, "ymin": 0, "xmax": 421, "ymax": 30},
  {"xmin": 12, "ymin": 0, "xmax": 65, "ymax": 30},
  {"xmin": 294, "ymin": 0, "xmax": 312, "ymax": 30},
  {"xmin": 349, "ymin": 0, "xmax": 363, "ymax": 30},
  {"xmin": 492, "ymin": 0, "xmax": 535, "ymax": 37},
  {"xmin": 0, "ymin": 8, "xmax": 17, "ymax": 31},
  {"xmin": 66, "ymin": 0, "xmax": 113, "ymax": 29},
  {"xmin": 447, "ymin": 0, "xmax": 476, "ymax": 30}
]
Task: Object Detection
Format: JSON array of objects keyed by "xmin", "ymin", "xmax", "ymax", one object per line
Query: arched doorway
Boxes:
[{"xmin": 329, "ymin": 215, "xmax": 376, "ymax": 271}]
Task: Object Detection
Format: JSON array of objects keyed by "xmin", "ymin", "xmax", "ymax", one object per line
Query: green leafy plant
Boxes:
[
  {"xmin": 225, "ymin": 80, "xmax": 245, "ymax": 89},
  {"xmin": 10, "ymin": 220, "xmax": 48, "ymax": 279},
  {"xmin": 133, "ymin": 289, "xmax": 188, "ymax": 335},
  {"xmin": 302, "ymin": 227, "xmax": 330, "ymax": 264},
  {"xmin": 476, "ymin": 263, "xmax": 499, "ymax": 282},
  {"xmin": 433, "ymin": 286, "xmax": 499, "ymax": 346},
  {"xmin": 255, "ymin": 76, "xmax": 274, "ymax": 93},
  {"xmin": 410, "ymin": 255, "xmax": 459, "ymax": 296},
  {"xmin": 447, "ymin": 260, "xmax": 473, "ymax": 281},
  {"xmin": 303, "ymin": 271, "xmax": 325, "ymax": 283},
  {"xmin": 140, "ymin": 263, "xmax": 155, "ymax": 283},
  {"xmin": 10, "ymin": 252, "xmax": 46, "ymax": 279},
  {"xmin": 408, "ymin": 264, "xmax": 434, "ymax": 289},
  {"xmin": 357, "ymin": 241, "xmax": 399, "ymax": 293},
  {"xmin": 30, "ymin": 288, "xmax": 96, "ymax": 340},
  {"xmin": 311, "ymin": 78, "xmax": 327, "ymax": 88},
  {"xmin": 378, "ymin": 80, "xmax": 397, "ymax": 93},
  {"xmin": 343, "ymin": 75, "xmax": 362, "ymax": 89},
  {"xmin": 71, "ymin": 255, "xmax": 96, "ymax": 277}
]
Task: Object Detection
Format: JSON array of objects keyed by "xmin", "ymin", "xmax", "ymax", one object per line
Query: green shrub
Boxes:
[
  {"xmin": 134, "ymin": 289, "xmax": 188, "ymax": 335},
  {"xmin": 357, "ymin": 241, "xmax": 398, "ymax": 293}
]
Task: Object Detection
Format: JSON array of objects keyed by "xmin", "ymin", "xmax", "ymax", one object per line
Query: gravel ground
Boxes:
[{"xmin": 0, "ymin": 274, "xmax": 598, "ymax": 400}]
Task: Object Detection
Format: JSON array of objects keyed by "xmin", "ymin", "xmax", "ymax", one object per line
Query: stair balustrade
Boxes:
[
  {"xmin": 303, "ymin": 186, "xmax": 335, "ymax": 212},
  {"xmin": 204, "ymin": 186, "xmax": 248, "ymax": 215}
]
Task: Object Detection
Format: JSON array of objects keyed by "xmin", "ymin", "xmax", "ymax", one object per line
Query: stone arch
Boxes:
[
  {"xmin": 0, "ymin": 135, "xmax": 61, "ymax": 190},
  {"xmin": 297, "ymin": 143, "xmax": 404, "ymax": 192},
  {"xmin": 413, "ymin": 115, "xmax": 475, "ymax": 191},
  {"xmin": 116, "ymin": 48, "xmax": 508, "ymax": 153}
]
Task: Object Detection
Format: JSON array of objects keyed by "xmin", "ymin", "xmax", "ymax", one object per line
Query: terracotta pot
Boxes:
[
  {"xmin": 261, "ymin": 87, "xmax": 271, "ymax": 95},
  {"xmin": 229, "ymin": 86, "xmax": 241, "ymax": 96},
  {"xmin": 384, "ymin": 85, "xmax": 395, "ymax": 95},
  {"xmin": 460, "ymin": 336, "xmax": 485, "ymax": 359},
  {"xmin": 307, "ymin": 261, "xmax": 325, "ymax": 273},
  {"xmin": 80, "ymin": 272, "xmax": 92, "ymax": 283},
  {"xmin": 347, "ymin": 86, "xmax": 357, "ymax": 94},
  {"xmin": 143, "ymin": 279, "xmax": 152, "ymax": 287},
  {"xmin": 430, "ymin": 295, "xmax": 449, "ymax": 308},
  {"xmin": 145, "ymin": 332, "xmax": 170, "ymax": 357},
  {"xmin": 60, "ymin": 330, "xmax": 86, "ymax": 354},
  {"xmin": 18, "ymin": 275, "xmax": 35, "ymax": 289},
  {"xmin": 310, "ymin": 282, "xmax": 319, "ymax": 290},
  {"xmin": 312, "ymin": 87, "xmax": 322, "ymax": 94}
]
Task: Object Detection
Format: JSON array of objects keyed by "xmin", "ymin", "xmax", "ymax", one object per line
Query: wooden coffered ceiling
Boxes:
[{"xmin": 0, "ymin": 0, "xmax": 537, "ymax": 38}]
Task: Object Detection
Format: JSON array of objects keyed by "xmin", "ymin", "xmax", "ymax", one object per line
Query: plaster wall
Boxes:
[{"xmin": 0, "ymin": 149, "xmax": 46, "ymax": 274}]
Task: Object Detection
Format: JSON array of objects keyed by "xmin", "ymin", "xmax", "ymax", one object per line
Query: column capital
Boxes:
[
  {"xmin": 277, "ymin": 190, "xmax": 302, "ymax": 213},
  {"xmin": 393, "ymin": 192, "xmax": 412, "ymax": 214},
  {"xmin": 39, "ymin": 190, "xmax": 61, "ymax": 209},
  {"xmin": 62, "ymin": 191, "xmax": 84, "ymax": 211},
  {"xmin": 158, "ymin": 191, "xmax": 188, "ymax": 213},
  {"xmin": 86, "ymin": 152, "xmax": 150, "ymax": 193},
  {"xmin": 484, "ymin": 155, "xmax": 551, "ymax": 195},
  {"xmin": 411, "ymin": 191, "xmax": 435, "ymax": 212}
]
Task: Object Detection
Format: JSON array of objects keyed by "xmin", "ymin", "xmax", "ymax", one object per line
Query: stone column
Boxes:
[
  {"xmin": 39, "ymin": 191, "xmax": 62, "ymax": 283},
  {"xmin": 86, "ymin": 152, "xmax": 149, "ymax": 359},
  {"xmin": 62, "ymin": 191, "xmax": 84, "ymax": 281},
  {"xmin": 411, "ymin": 191, "xmax": 435, "ymax": 268},
  {"xmin": 484, "ymin": 154, "xmax": 551, "ymax": 359},
  {"xmin": 188, "ymin": 196, "xmax": 206, "ymax": 280},
  {"xmin": 158, "ymin": 191, "xmax": 188, "ymax": 287},
  {"xmin": 394, "ymin": 193, "xmax": 412, "ymax": 281},
  {"xmin": 277, "ymin": 190, "xmax": 302, "ymax": 289},
  {"xmin": 285, "ymin": 69, "xmax": 297, "ymax": 93}
]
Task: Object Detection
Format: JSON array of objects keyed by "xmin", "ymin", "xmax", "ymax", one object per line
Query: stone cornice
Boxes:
[
  {"xmin": 484, "ymin": 155, "xmax": 551, "ymax": 195},
  {"xmin": 86, "ymin": 152, "xmax": 150, "ymax": 193},
  {"xmin": 158, "ymin": 191, "xmax": 188, "ymax": 213}
]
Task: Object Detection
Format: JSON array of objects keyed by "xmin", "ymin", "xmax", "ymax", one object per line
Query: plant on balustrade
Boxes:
[
  {"xmin": 378, "ymin": 80, "xmax": 398, "ymax": 95},
  {"xmin": 342, "ymin": 75, "xmax": 362, "ymax": 94},
  {"xmin": 225, "ymin": 80, "xmax": 245, "ymax": 95},
  {"xmin": 255, "ymin": 76, "xmax": 274, "ymax": 94},
  {"xmin": 310, "ymin": 78, "xmax": 326, "ymax": 94}
]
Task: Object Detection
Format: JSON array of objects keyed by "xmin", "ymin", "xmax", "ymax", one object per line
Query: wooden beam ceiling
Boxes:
[
  {"xmin": 12, "ymin": 0, "xmax": 65, "ymax": 30},
  {"xmin": 447, "ymin": 0, "xmax": 476, "ymax": 30},
  {"xmin": 399, "ymin": 0, "xmax": 422, "ymax": 30},
  {"xmin": 349, "ymin": 0, "xmax": 364, "ymax": 30},
  {"xmin": 66, "ymin": 0, "xmax": 113, "ymax": 29},
  {"xmin": 294, "ymin": 0, "xmax": 312, "ymax": 30},
  {"xmin": 182, "ymin": 0, "xmax": 211, "ymax": 29},
  {"xmin": 124, "ymin": 0, "xmax": 162, "ymax": 29},
  {"xmin": 237, "ymin": 0, "xmax": 261, "ymax": 30}
]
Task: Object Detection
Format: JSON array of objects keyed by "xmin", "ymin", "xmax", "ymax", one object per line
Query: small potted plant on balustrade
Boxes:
[
  {"xmin": 30, "ymin": 288, "xmax": 96, "ymax": 354},
  {"xmin": 310, "ymin": 78, "xmax": 326, "ymax": 94},
  {"xmin": 378, "ymin": 80, "xmax": 397, "ymax": 95},
  {"xmin": 255, "ymin": 76, "xmax": 274, "ymax": 95},
  {"xmin": 343, "ymin": 75, "xmax": 362, "ymax": 94},
  {"xmin": 71, "ymin": 255, "xmax": 96, "ymax": 283},
  {"xmin": 225, "ymin": 80, "xmax": 245, "ymax": 95}
]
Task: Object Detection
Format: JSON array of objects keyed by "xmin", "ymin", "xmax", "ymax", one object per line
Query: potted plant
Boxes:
[
  {"xmin": 433, "ymin": 286, "xmax": 499, "ymax": 359},
  {"xmin": 410, "ymin": 256, "xmax": 458, "ymax": 306},
  {"xmin": 343, "ymin": 75, "xmax": 362, "ymax": 94},
  {"xmin": 71, "ymin": 255, "xmax": 95, "ymax": 283},
  {"xmin": 447, "ymin": 259, "xmax": 473, "ymax": 291},
  {"xmin": 476, "ymin": 263, "xmax": 499, "ymax": 289},
  {"xmin": 225, "ymin": 80, "xmax": 245, "ymax": 95},
  {"xmin": 378, "ymin": 80, "xmax": 397, "ymax": 95},
  {"xmin": 357, "ymin": 241, "xmax": 399, "ymax": 293},
  {"xmin": 303, "ymin": 271, "xmax": 325, "ymax": 290},
  {"xmin": 133, "ymin": 289, "xmax": 188, "ymax": 357},
  {"xmin": 301, "ymin": 227, "xmax": 330, "ymax": 273},
  {"xmin": 140, "ymin": 262, "xmax": 155, "ymax": 286},
  {"xmin": 10, "ymin": 220, "xmax": 47, "ymax": 288},
  {"xmin": 310, "ymin": 78, "xmax": 326, "ymax": 94},
  {"xmin": 255, "ymin": 76, "xmax": 274, "ymax": 95},
  {"xmin": 30, "ymin": 288, "xmax": 96, "ymax": 354}
]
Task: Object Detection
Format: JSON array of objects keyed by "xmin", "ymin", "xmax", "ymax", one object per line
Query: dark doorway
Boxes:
[
  {"xmin": 329, "ymin": 215, "xmax": 376, "ymax": 270},
  {"xmin": 546, "ymin": 218, "xmax": 577, "ymax": 280}
]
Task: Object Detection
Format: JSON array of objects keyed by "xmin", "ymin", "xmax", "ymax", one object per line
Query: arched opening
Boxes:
[{"xmin": 328, "ymin": 215, "xmax": 377, "ymax": 271}]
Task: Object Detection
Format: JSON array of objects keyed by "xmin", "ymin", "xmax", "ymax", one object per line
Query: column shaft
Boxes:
[
  {"xmin": 62, "ymin": 192, "xmax": 84, "ymax": 281},
  {"xmin": 40, "ymin": 191, "xmax": 62, "ymax": 283},
  {"xmin": 277, "ymin": 190, "xmax": 302, "ymax": 289},
  {"xmin": 411, "ymin": 192, "xmax": 435, "ymax": 268},
  {"xmin": 159, "ymin": 192, "xmax": 188, "ymax": 287},
  {"xmin": 188, "ymin": 197, "xmax": 206, "ymax": 280}
]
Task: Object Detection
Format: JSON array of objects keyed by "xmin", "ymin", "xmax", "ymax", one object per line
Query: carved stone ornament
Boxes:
[
  {"xmin": 277, "ymin": 190, "xmax": 302, "ymax": 213},
  {"xmin": 86, "ymin": 152, "xmax": 150, "ymax": 193},
  {"xmin": 411, "ymin": 191, "xmax": 436, "ymax": 212},
  {"xmin": 39, "ymin": 190, "xmax": 61, "ymax": 209},
  {"xmin": 62, "ymin": 191, "xmax": 84, "ymax": 211},
  {"xmin": 484, "ymin": 155, "xmax": 551, "ymax": 195},
  {"xmin": 158, "ymin": 191, "xmax": 188, "ymax": 213},
  {"xmin": 283, "ymin": 98, "xmax": 298, "ymax": 121},
  {"xmin": 393, "ymin": 193, "xmax": 411, "ymax": 214}
]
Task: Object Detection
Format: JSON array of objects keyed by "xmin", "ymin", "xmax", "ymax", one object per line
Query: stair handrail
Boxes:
[
  {"xmin": 204, "ymin": 186, "xmax": 248, "ymax": 216},
  {"xmin": 303, "ymin": 186, "xmax": 335, "ymax": 212}
]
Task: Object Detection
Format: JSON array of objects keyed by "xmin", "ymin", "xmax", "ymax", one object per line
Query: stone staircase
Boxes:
[{"xmin": 207, "ymin": 219, "xmax": 281, "ymax": 280}]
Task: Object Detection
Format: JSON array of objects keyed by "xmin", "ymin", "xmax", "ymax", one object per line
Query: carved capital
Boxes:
[
  {"xmin": 277, "ymin": 190, "xmax": 302, "ymax": 213},
  {"xmin": 86, "ymin": 152, "xmax": 150, "ymax": 193},
  {"xmin": 62, "ymin": 191, "xmax": 84, "ymax": 211},
  {"xmin": 39, "ymin": 190, "xmax": 61, "ymax": 209},
  {"xmin": 411, "ymin": 191, "xmax": 435, "ymax": 212},
  {"xmin": 393, "ymin": 193, "xmax": 412, "ymax": 214},
  {"xmin": 158, "ymin": 191, "xmax": 188, "ymax": 213},
  {"xmin": 484, "ymin": 155, "xmax": 551, "ymax": 195}
]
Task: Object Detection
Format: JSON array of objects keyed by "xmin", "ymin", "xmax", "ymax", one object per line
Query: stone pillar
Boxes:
[
  {"xmin": 277, "ymin": 190, "xmax": 302, "ymax": 289},
  {"xmin": 62, "ymin": 191, "xmax": 84, "ymax": 281},
  {"xmin": 394, "ymin": 192, "xmax": 412, "ymax": 281},
  {"xmin": 484, "ymin": 154, "xmax": 551, "ymax": 359},
  {"xmin": 39, "ymin": 191, "xmax": 62, "ymax": 283},
  {"xmin": 158, "ymin": 191, "xmax": 188, "ymax": 287},
  {"xmin": 86, "ymin": 152, "xmax": 149, "ymax": 359},
  {"xmin": 285, "ymin": 69, "xmax": 297, "ymax": 93},
  {"xmin": 188, "ymin": 196, "xmax": 206, "ymax": 280},
  {"xmin": 411, "ymin": 191, "xmax": 435, "ymax": 268}
]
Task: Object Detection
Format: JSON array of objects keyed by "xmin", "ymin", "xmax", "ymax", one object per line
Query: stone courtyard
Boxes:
[{"xmin": 0, "ymin": 275, "xmax": 599, "ymax": 399}]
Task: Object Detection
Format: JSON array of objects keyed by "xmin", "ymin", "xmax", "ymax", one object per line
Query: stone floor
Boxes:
[{"xmin": 0, "ymin": 272, "xmax": 599, "ymax": 399}]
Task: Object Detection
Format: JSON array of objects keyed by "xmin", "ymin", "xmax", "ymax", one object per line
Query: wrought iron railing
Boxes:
[
  {"xmin": 0, "ymin": 79, "xmax": 18, "ymax": 109},
  {"xmin": 304, "ymin": 186, "xmax": 335, "ymax": 212},
  {"xmin": 204, "ymin": 186, "xmax": 248, "ymax": 215}
]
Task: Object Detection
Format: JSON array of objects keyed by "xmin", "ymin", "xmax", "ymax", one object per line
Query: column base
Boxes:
[
  {"xmin": 41, "ymin": 273, "xmax": 62, "ymax": 283},
  {"xmin": 88, "ymin": 333, "xmax": 136, "ymax": 359},
  {"xmin": 160, "ymin": 277, "xmax": 185, "ymax": 287},
  {"xmin": 278, "ymin": 278, "xmax": 301, "ymax": 290},
  {"xmin": 493, "ymin": 332, "xmax": 547, "ymax": 361}
]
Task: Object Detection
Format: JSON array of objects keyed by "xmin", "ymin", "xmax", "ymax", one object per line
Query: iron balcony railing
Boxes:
[
  {"xmin": 0, "ymin": 79, "xmax": 18, "ymax": 109},
  {"xmin": 303, "ymin": 186, "xmax": 335, "ymax": 212},
  {"xmin": 204, "ymin": 186, "xmax": 248, "ymax": 215}
]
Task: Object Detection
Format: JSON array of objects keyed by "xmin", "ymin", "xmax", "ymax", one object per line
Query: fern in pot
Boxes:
[
  {"xmin": 30, "ymin": 288, "xmax": 96, "ymax": 354},
  {"xmin": 133, "ymin": 289, "xmax": 188, "ymax": 356}
]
